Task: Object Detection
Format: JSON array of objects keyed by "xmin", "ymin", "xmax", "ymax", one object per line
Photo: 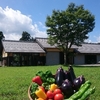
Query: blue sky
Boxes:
[{"xmin": 0, "ymin": 0, "xmax": 100, "ymax": 42}]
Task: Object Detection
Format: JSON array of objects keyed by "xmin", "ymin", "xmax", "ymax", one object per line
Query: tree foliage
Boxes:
[
  {"xmin": 0, "ymin": 31, "xmax": 5, "ymax": 41},
  {"xmin": 20, "ymin": 31, "xmax": 34, "ymax": 41},
  {"xmin": 45, "ymin": 3, "xmax": 95, "ymax": 64}
]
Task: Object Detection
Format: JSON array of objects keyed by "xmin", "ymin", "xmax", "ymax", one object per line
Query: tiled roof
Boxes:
[
  {"xmin": 36, "ymin": 38, "xmax": 78, "ymax": 49},
  {"xmin": 36, "ymin": 38, "xmax": 56, "ymax": 48},
  {"xmin": 76, "ymin": 43, "xmax": 100, "ymax": 53},
  {"xmin": 36, "ymin": 37, "xmax": 100, "ymax": 54},
  {"xmin": 2, "ymin": 38, "xmax": 100, "ymax": 54},
  {"xmin": 2, "ymin": 40, "xmax": 45, "ymax": 53}
]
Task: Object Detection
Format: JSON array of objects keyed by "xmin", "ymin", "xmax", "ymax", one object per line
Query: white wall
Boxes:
[
  {"xmin": 74, "ymin": 54, "xmax": 85, "ymax": 65},
  {"xmin": 46, "ymin": 52, "xmax": 59, "ymax": 65},
  {"xmin": 97, "ymin": 55, "xmax": 100, "ymax": 63}
]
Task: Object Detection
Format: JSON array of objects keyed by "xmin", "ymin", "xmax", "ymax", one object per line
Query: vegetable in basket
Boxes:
[
  {"xmin": 78, "ymin": 87, "xmax": 95, "ymax": 100},
  {"xmin": 32, "ymin": 76, "xmax": 42, "ymax": 85},
  {"xmin": 68, "ymin": 65, "xmax": 76, "ymax": 84},
  {"xmin": 49, "ymin": 83, "xmax": 58, "ymax": 91},
  {"xmin": 60, "ymin": 79, "xmax": 74, "ymax": 98},
  {"xmin": 35, "ymin": 88, "xmax": 47, "ymax": 100},
  {"xmin": 73, "ymin": 75, "xmax": 85, "ymax": 91},
  {"xmin": 36, "ymin": 70, "xmax": 55, "ymax": 84},
  {"xmin": 30, "ymin": 82, "xmax": 38, "ymax": 99},
  {"xmin": 65, "ymin": 80, "xmax": 92, "ymax": 100},
  {"xmin": 55, "ymin": 67, "xmax": 65, "ymax": 86}
]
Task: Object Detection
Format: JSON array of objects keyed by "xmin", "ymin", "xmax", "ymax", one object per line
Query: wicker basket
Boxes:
[
  {"xmin": 28, "ymin": 85, "xmax": 89, "ymax": 100},
  {"xmin": 28, "ymin": 85, "xmax": 33, "ymax": 100}
]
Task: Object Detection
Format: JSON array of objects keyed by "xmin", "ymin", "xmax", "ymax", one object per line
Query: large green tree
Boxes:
[
  {"xmin": 45, "ymin": 3, "xmax": 95, "ymax": 65},
  {"xmin": 20, "ymin": 31, "xmax": 34, "ymax": 41}
]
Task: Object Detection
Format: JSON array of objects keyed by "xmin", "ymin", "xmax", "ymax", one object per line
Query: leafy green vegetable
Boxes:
[
  {"xmin": 44, "ymin": 70, "xmax": 53, "ymax": 78},
  {"xmin": 36, "ymin": 71, "xmax": 46, "ymax": 82},
  {"xmin": 47, "ymin": 77, "xmax": 55, "ymax": 84},
  {"xmin": 36, "ymin": 70, "xmax": 55, "ymax": 84},
  {"xmin": 30, "ymin": 82, "xmax": 38, "ymax": 98},
  {"xmin": 42, "ymin": 82, "xmax": 50, "ymax": 91}
]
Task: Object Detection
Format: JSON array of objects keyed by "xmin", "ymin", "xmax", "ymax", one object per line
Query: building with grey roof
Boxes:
[
  {"xmin": 2, "ymin": 40, "xmax": 45, "ymax": 53},
  {"xmin": 1, "ymin": 38, "xmax": 100, "ymax": 66},
  {"xmin": 1, "ymin": 40, "xmax": 45, "ymax": 66},
  {"xmin": 36, "ymin": 38, "xmax": 100, "ymax": 65}
]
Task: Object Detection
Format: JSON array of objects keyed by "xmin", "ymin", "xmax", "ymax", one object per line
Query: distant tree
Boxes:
[
  {"xmin": 0, "ymin": 31, "xmax": 5, "ymax": 61},
  {"xmin": 31, "ymin": 37, "xmax": 35, "ymax": 41},
  {"xmin": 0, "ymin": 31, "xmax": 5, "ymax": 41},
  {"xmin": 20, "ymin": 31, "xmax": 34, "ymax": 41},
  {"xmin": 45, "ymin": 3, "xmax": 95, "ymax": 65}
]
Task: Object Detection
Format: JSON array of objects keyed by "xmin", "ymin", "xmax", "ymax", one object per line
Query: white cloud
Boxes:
[
  {"xmin": 4, "ymin": 33, "xmax": 21, "ymax": 40},
  {"xmin": 95, "ymin": 35, "xmax": 100, "ymax": 43},
  {"xmin": 0, "ymin": 6, "xmax": 47, "ymax": 40},
  {"xmin": 84, "ymin": 39, "xmax": 92, "ymax": 43},
  {"xmin": 38, "ymin": 22, "xmax": 47, "ymax": 29}
]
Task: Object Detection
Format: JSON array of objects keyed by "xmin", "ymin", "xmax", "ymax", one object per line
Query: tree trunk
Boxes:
[
  {"xmin": 64, "ymin": 52, "xmax": 66, "ymax": 65},
  {"xmin": 64, "ymin": 51, "xmax": 69, "ymax": 65}
]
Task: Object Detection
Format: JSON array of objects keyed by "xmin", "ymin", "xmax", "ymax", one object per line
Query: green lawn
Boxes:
[{"xmin": 0, "ymin": 65, "xmax": 99, "ymax": 100}]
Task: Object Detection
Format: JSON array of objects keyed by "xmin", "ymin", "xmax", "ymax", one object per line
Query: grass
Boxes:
[{"xmin": 0, "ymin": 65, "xmax": 99, "ymax": 100}]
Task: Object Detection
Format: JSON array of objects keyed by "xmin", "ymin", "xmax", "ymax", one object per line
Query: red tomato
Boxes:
[
  {"xmin": 46, "ymin": 90, "xmax": 54, "ymax": 99},
  {"xmin": 53, "ymin": 89, "xmax": 62, "ymax": 96},
  {"xmin": 54, "ymin": 93, "xmax": 64, "ymax": 100}
]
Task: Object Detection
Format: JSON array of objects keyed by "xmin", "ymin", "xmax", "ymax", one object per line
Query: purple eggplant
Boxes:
[
  {"xmin": 57, "ymin": 66, "xmax": 64, "ymax": 72},
  {"xmin": 64, "ymin": 70, "xmax": 69, "ymax": 80},
  {"xmin": 73, "ymin": 75, "xmax": 85, "ymax": 91},
  {"xmin": 60, "ymin": 79, "xmax": 74, "ymax": 98},
  {"xmin": 68, "ymin": 65, "xmax": 76, "ymax": 83},
  {"xmin": 55, "ymin": 67, "xmax": 65, "ymax": 86}
]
